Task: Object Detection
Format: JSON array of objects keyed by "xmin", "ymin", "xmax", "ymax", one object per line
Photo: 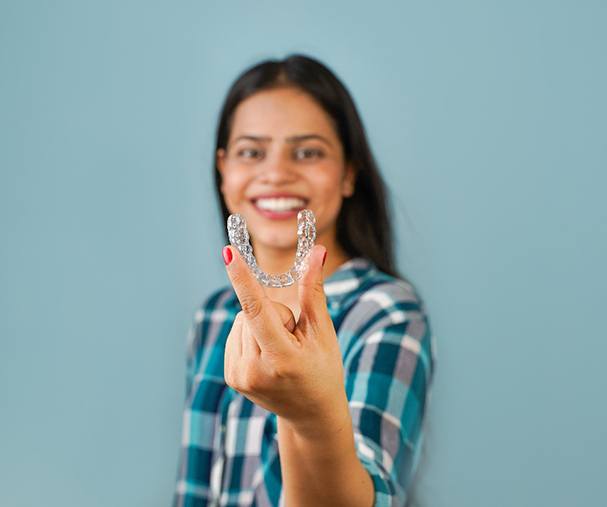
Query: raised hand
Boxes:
[{"xmin": 222, "ymin": 244, "xmax": 348, "ymax": 435}]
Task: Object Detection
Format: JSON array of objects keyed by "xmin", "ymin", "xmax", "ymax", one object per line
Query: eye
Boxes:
[
  {"xmin": 294, "ymin": 147, "xmax": 324, "ymax": 161},
  {"xmin": 237, "ymin": 147, "xmax": 264, "ymax": 159}
]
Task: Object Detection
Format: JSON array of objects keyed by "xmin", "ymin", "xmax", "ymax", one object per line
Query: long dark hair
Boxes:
[{"xmin": 213, "ymin": 53, "xmax": 400, "ymax": 279}]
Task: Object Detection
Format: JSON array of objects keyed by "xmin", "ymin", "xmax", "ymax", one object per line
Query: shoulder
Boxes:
[
  {"xmin": 360, "ymin": 271, "xmax": 426, "ymax": 314},
  {"xmin": 339, "ymin": 263, "xmax": 430, "ymax": 335},
  {"xmin": 336, "ymin": 262, "xmax": 436, "ymax": 373},
  {"xmin": 339, "ymin": 264, "xmax": 437, "ymax": 394}
]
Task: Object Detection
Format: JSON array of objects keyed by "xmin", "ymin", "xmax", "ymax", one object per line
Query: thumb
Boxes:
[{"xmin": 297, "ymin": 244, "xmax": 328, "ymax": 320}]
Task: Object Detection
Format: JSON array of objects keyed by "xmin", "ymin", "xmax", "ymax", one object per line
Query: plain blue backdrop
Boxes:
[{"xmin": 1, "ymin": 1, "xmax": 605, "ymax": 506}]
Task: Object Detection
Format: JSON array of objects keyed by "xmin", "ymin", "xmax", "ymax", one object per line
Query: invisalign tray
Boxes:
[{"xmin": 227, "ymin": 209, "xmax": 316, "ymax": 288}]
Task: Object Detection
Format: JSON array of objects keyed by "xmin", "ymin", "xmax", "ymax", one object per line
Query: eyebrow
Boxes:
[{"xmin": 231, "ymin": 134, "xmax": 332, "ymax": 147}]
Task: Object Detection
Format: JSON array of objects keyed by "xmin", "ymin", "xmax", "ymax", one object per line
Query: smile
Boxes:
[{"xmin": 251, "ymin": 196, "xmax": 310, "ymax": 220}]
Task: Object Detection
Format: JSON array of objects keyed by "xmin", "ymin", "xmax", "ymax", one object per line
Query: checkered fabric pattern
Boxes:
[{"xmin": 173, "ymin": 257, "xmax": 437, "ymax": 507}]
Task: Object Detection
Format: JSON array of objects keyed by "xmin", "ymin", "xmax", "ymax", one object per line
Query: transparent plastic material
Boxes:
[{"xmin": 227, "ymin": 209, "xmax": 316, "ymax": 288}]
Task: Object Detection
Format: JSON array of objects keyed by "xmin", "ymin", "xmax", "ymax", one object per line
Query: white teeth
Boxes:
[{"xmin": 255, "ymin": 197, "xmax": 306, "ymax": 212}]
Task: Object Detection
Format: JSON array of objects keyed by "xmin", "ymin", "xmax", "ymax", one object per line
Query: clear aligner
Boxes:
[{"xmin": 226, "ymin": 209, "xmax": 316, "ymax": 288}]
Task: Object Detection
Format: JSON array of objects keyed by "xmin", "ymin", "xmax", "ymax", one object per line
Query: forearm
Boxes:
[{"xmin": 276, "ymin": 392, "xmax": 375, "ymax": 507}]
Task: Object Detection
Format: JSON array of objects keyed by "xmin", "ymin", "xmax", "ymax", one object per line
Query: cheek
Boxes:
[
  {"xmin": 311, "ymin": 172, "xmax": 345, "ymax": 224},
  {"xmin": 313, "ymin": 171, "xmax": 344, "ymax": 204},
  {"xmin": 221, "ymin": 171, "xmax": 250, "ymax": 205}
]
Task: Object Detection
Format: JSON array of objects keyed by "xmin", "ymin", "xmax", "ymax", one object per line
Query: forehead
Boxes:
[{"xmin": 229, "ymin": 87, "xmax": 338, "ymax": 139}]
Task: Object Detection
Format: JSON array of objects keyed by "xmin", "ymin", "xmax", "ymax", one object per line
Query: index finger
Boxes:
[
  {"xmin": 222, "ymin": 245, "xmax": 288, "ymax": 352},
  {"xmin": 222, "ymin": 245, "xmax": 267, "ymax": 320}
]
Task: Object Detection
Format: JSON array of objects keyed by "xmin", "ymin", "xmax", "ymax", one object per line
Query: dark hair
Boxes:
[{"xmin": 213, "ymin": 53, "xmax": 400, "ymax": 279}]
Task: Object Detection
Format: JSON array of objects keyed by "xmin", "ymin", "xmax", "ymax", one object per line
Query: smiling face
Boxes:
[{"xmin": 216, "ymin": 86, "xmax": 356, "ymax": 252}]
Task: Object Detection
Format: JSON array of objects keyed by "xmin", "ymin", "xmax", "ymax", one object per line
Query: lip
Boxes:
[
  {"xmin": 249, "ymin": 193, "xmax": 310, "ymax": 221},
  {"xmin": 250, "ymin": 192, "xmax": 309, "ymax": 203}
]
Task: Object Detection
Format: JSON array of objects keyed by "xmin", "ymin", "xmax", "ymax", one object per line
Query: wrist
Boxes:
[{"xmin": 278, "ymin": 389, "xmax": 352, "ymax": 441}]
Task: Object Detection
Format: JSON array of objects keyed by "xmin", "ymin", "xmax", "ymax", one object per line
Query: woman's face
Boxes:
[{"xmin": 216, "ymin": 87, "xmax": 355, "ymax": 251}]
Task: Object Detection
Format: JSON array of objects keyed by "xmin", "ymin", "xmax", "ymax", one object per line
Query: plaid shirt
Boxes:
[{"xmin": 173, "ymin": 257, "xmax": 437, "ymax": 507}]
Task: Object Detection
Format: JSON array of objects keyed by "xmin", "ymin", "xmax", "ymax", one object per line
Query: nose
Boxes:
[{"xmin": 258, "ymin": 150, "xmax": 297, "ymax": 184}]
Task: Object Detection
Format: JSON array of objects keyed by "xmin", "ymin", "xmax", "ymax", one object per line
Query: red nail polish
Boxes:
[
  {"xmin": 322, "ymin": 250, "xmax": 327, "ymax": 267},
  {"xmin": 222, "ymin": 246, "xmax": 233, "ymax": 266}
]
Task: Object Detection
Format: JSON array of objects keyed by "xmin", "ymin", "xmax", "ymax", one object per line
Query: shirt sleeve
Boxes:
[
  {"xmin": 173, "ymin": 287, "xmax": 232, "ymax": 506},
  {"xmin": 184, "ymin": 305, "xmax": 204, "ymax": 399},
  {"xmin": 172, "ymin": 304, "xmax": 205, "ymax": 507},
  {"xmin": 342, "ymin": 289, "xmax": 436, "ymax": 507}
]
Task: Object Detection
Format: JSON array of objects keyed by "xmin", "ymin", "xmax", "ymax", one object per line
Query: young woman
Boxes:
[{"xmin": 173, "ymin": 54, "xmax": 436, "ymax": 507}]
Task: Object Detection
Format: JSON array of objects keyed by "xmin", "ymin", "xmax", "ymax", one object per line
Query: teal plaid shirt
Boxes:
[{"xmin": 173, "ymin": 257, "xmax": 437, "ymax": 507}]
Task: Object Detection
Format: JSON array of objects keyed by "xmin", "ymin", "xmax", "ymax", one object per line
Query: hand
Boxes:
[{"xmin": 222, "ymin": 244, "xmax": 348, "ymax": 435}]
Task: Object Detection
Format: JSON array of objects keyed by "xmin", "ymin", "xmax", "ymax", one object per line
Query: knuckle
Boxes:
[
  {"xmin": 224, "ymin": 367, "xmax": 236, "ymax": 388},
  {"xmin": 312, "ymin": 282, "xmax": 326, "ymax": 299},
  {"xmin": 224, "ymin": 351, "xmax": 242, "ymax": 390},
  {"xmin": 227, "ymin": 367, "xmax": 247, "ymax": 392},
  {"xmin": 269, "ymin": 360, "xmax": 294, "ymax": 382},
  {"xmin": 241, "ymin": 365, "xmax": 261, "ymax": 393},
  {"xmin": 239, "ymin": 296, "xmax": 263, "ymax": 320}
]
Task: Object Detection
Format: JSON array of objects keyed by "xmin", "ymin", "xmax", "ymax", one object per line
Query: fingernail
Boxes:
[
  {"xmin": 322, "ymin": 250, "xmax": 327, "ymax": 267},
  {"xmin": 222, "ymin": 246, "xmax": 233, "ymax": 266}
]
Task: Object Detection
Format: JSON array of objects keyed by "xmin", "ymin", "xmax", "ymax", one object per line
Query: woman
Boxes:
[{"xmin": 173, "ymin": 54, "xmax": 436, "ymax": 507}]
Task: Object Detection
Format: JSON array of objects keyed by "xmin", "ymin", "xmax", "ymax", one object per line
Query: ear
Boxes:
[
  {"xmin": 342, "ymin": 162, "xmax": 356, "ymax": 198},
  {"xmin": 216, "ymin": 148, "xmax": 226, "ymax": 174}
]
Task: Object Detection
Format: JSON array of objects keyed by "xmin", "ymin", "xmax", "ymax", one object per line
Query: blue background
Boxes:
[{"xmin": 1, "ymin": 1, "xmax": 605, "ymax": 506}]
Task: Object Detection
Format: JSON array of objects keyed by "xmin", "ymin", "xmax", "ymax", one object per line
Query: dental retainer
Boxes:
[{"xmin": 227, "ymin": 209, "xmax": 316, "ymax": 288}]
